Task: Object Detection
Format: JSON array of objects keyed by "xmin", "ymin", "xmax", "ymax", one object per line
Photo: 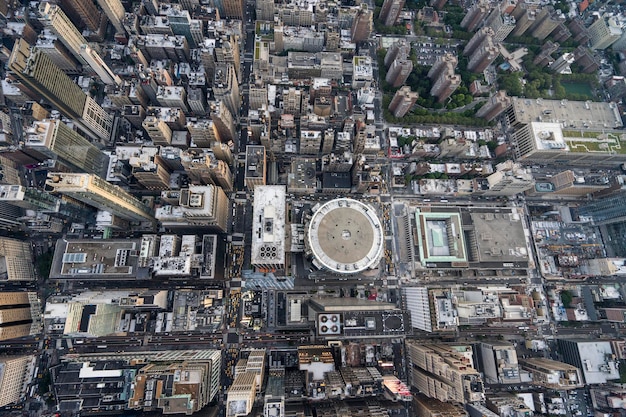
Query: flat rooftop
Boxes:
[
  {"xmin": 288, "ymin": 158, "xmax": 317, "ymax": 192},
  {"xmin": 469, "ymin": 208, "xmax": 528, "ymax": 265},
  {"xmin": 509, "ymin": 97, "xmax": 623, "ymax": 129},
  {"xmin": 50, "ymin": 239, "xmax": 143, "ymax": 280},
  {"xmin": 245, "ymin": 145, "xmax": 265, "ymax": 179},
  {"xmin": 251, "ymin": 186, "xmax": 286, "ymax": 267}
]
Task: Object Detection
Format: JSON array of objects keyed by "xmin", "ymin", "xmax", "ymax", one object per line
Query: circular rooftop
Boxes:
[{"xmin": 308, "ymin": 198, "xmax": 384, "ymax": 274}]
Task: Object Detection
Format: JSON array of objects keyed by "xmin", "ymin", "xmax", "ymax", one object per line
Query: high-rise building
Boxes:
[
  {"xmin": 142, "ymin": 116, "xmax": 172, "ymax": 146},
  {"xmin": 476, "ymin": 90, "xmax": 511, "ymax": 122},
  {"xmin": 379, "ymin": 0, "xmax": 405, "ymax": 26},
  {"xmin": 96, "ymin": 0, "xmax": 126, "ymax": 34},
  {"xmin": 0, "ymin": 237, "xmax": 36, "ymax": 281},
  {"xmin": 406, "ymin": 341, "xmax": 485, "ymax": 403},
  {"xmin": 467, "ymin": 40, "xmax": 499, "ymax": 72},
  {"xmin": 549, "ymin": 52, "xmax": 575, "ymax": 73},
  {"xmin": 215, "ymin": 0, "xmax": 244, "ymax": 19},
  {"xmin": 461, "ymin": 0, "xmax": 490, "ymax": 32},
  {"xmin": 210, "ymin": 101, "xmax": 237, "ymax": 145},
  {"xmin": 510, "ymin": 7, "xmax": 537, "ymax": 37},
  {"xmin": 156, "ymin": 86, "xmax": 189, "ymax": 112},
  {"xmin": 0, "ymin": 202, "xmax": 24, "ymax": 232},
  {"xmin": 0, "ymin": 355, "xmax": 35, "ymax": 407},
  {"xmin": 79, "ymin": 44, "xmax": 121, "ymax": 86},
  {"xmin": 52, "ymin": 350, "xmax": 221, "ymax": 415},
  {"xmin": 9, "ymin": 39, "xmax": 85, "ymax": 120},
  {"xmin": 403, "ymin": 287, "xmax": 433, "ymax": 332},
  {"xmin": 251, "ymin": 186, "xmax": 286, "ymax": 270},
  {"xmin": 58, "ymin": 0, "xmax": 104, "ymax": 33},
  {"xmin": 256, "ymin": 0, "xmax": 275, "ymax": 21},
  {"xmin": 159, "ymin": 4, "xmax": 198, "ymax": 47},
  {"xmin": 427, "ymin": 53, "xmax": 457, "ymax": 79},
  {"xmin": 24, "ymin": 120, "xmax": 110, "ymax": 177},
  {"xmin": 37, "ymin": 2, "xmax": 91, "ymax": 68},
  {"xmin": 245, "ymin": 145, "xmax": 266, "ymax": 191},
  {"xmin": 46, "ymin": 173, "xmax": 155, "ymax": 223},
  {"xmin": 8, "ymin": 39, "xmax": 112, "ymax": 143},
  {"xmin": 556, "ymin": 339, "xmax": 619, "ymax": 384},
  {"xmin": 0, "ymin": 292, "xmax": 41, "ymax": 341},
  {"xmin": 528, "ymin": 7, "xmax": 560, "ymax": 41},
  {"xmin": 155, "ymin": 185, "xmax": 229, "ymax": 232},
  {"xmin": 226, "ymin": 372, "xmax": 257, "ymax": 417},
  {"xmin": 485, "ymin": 9, "xmax": 516, "ymax": 42},
  {"xmin": 589, "ymin": 16, "xmax": 623, "ymax": 50},
  {"xmin": 249, "ymin": 86, "xmax": 268, "ymax": 110},
  {"xmin": 385, "ymin": 39, "xmax": 411, "ymax": 67},
  {"xmin": 351, "ymin": 4, "xmax": 373, "ymax": 42},
  {"xmin": 187, "ymin": 120, "xmax": 221, "ymax": 148},
  {"xmin": 519, "ymin": 358, "xmax": 584, "ymax": 390},
  {"xmin": 187, "ymin": 88, "xmax": 207, "ymax": 115},
  {"xmin": 578, "ymin": 193, "xmax": 626, "ymax": 255},
  {"xmin": 413, "ymin": 394, "xmax": 468, "ymax": 417},
  {"xmin": 463, "ymin": 27, "xmax": 495, "ymax": 57},
  {"xmin": 35, "ymin": 32, "xmax": 81, "ymax": 73},
  {"xmin": 127, "ymin": 148, "xmax": 172, "ymax": 191},
  {"xmin": 213, "ymin": 64, "xmax": 240, "ymax": 119},
  {"xmin": 430, "ymin": 63, "xmax": 461, "ymax": 103},
  {"xmin": 215, "ymin": 35, "xmax": 241, "ymax": 83},
  {"xmin": 389, "ymin": 86, "xmax": 418, "ymax": 118},
  {"xmin": 385, "ymin": 57, "xmax": 413, "ymax": 88},
  {"xmin": 533, "ymin": 40, "xmax": 559, "ymax": 67},
  {"xmin": 573, "ymin": 45, "xmax": 600, "ymax": 74},
  {"xmin": 181, "ymin": 150, "xmax": 234, "ymax": 191},
  {"xmin": 478, "ymin": 342, "xmax": 521, "ymax": 384}
]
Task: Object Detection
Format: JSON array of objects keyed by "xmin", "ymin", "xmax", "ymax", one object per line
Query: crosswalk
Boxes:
[{"xmin": 241, "ymin": 270, "xmax": 294, "ymax": 289}]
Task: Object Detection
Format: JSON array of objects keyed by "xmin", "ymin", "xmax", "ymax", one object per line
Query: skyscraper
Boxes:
[
  {"xmin": 214, "ymin": 0, "xmax": 244, "ymax": 19},
  {"xmin": 430, "ymin": 63, "xmax": 461, "ymax": 102},
  {"xmin": 460, "ymin": 0, "xmax": 490, "ymax": 32},
  {"xmin": 35, "ymin": 33, "xmax": 81, "ymax": 73},
  {"xmin": 588, "ymin": 16, "xmax": 623, "ymax": 50},
  {"xmin": 96, "ymin": 0, "xmax": 126, "ymax": 34},
  {"xmin": 24, "ymin": 120, "xmax": 110, "ymax": 177},
  {"xmin": 385, "ymin": 57, "xmax": 413, "ymax": 88},
  {"xmin": 51, "ymin": 350, "xmax": 222, "ymax": 415},
  {"xmin": 46, "ymin": 173, "xmax": 155, "ymax": 223},
  {"xmin": 58, "ymin": 0, "xmax": 104, "ymax": 33},
  {"xmin": 406, "ymin": 342, "xmax": 485, "ymax": 403},
  {"xmin": 0, "ymin": 355, "xmax": 36, "ymax": 407},
  {"xmin": 476, "ymin": 91, "xmax": 511, "ymax": 122},
  {"xmin": 8, "ymin": 39, "xmax": 113, "ymax": 143},
  {"xmin": 0, "ymin": 292, "xmax": 41, "ymax": 341},
  {"xmin": 213, "ymin": 64, "xmax": 240, "ymax": 120},
  {"xmin": 467, "ymin": 40, "xmax": 500, "ymax": 73},
  {"xmin": 9, "ymin": 39, "xmax": 85, "ymax": 119},
  {"xmin": 256, "ymin": 0, "xmax": 275, "ymax": 21},
  {"xmin": 351, "ymin": 4, "xmax": 373, "ymax": 42},
  {"xmin": 0, "ymin": 237, "xmax": 36, "ymax": 281},
  {"xmin": 79, "ymin": 44, "xmax": 121, "ymax": 86},
  {"xmin": 37, "ymin": 3, "xmax": 91, "ymax": 68},
  {"xmin": 210, "ymin": 101, "xmax": 237, "ymax": 145},
  {"xmin": 389, "ymin": 86, "xmax": 418, "ymax": 118},
  {"xmin": 379, "ymin": 0, "xmax": 405, "ymax": 26},
  {"xmin": 578, "ymin": 193, "xmax": 626, "ymax": 256},
  {"xmin": 143, "ymin": 116, "xmax": 173, "ymax": 146}
]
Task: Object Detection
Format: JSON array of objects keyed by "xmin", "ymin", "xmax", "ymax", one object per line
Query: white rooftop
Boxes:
[{"xmin": 251, "ymin": 186, "xmax": 286, "ymax": 267}]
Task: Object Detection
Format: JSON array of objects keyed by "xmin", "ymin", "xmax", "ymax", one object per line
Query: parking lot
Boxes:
[{"xmin": 413, "ymin": 38, "xmax": 461, "ymax": 66}]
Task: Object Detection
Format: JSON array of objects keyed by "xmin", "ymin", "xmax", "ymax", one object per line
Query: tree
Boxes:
[{"xmin": 560, "ymin": 290, "xmax": 573, "ymax": 308}]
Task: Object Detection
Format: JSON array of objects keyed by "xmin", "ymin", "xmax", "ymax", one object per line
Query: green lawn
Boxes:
[{"xmin": 562, "ymin": 82, "xmax": 594, "ymax": 98}]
